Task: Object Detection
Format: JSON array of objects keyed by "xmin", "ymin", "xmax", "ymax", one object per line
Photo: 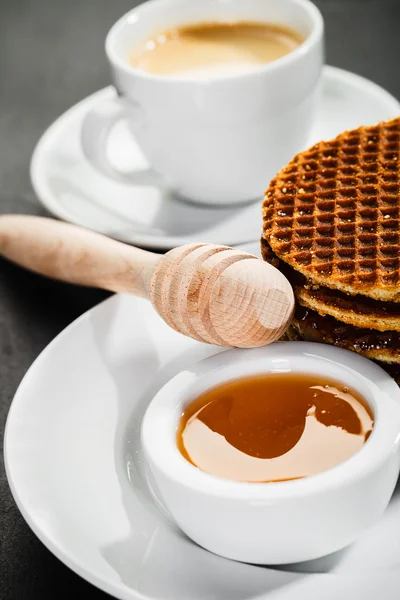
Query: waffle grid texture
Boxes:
[
  {"xmin": 262, "ymin": 118, "xmax": 400, "ymax": 302},
  {"xmin": 261, "ymin": 236, "xmax": 400, "ymax": 332}
]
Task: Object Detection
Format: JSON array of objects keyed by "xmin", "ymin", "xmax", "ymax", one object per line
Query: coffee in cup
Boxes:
[
  {"xmin": 128, "ymin": 21, "xmax": 304, "ymax": 79},
  {"xmin": 81, "ymin": 0, "xmax": 324, "ymax": 205}
]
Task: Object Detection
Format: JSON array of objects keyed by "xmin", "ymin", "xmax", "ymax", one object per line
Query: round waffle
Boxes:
[
  {"xmin": 262, "ymin": 118, "xmax": 400, "ymax": 302},
  {"xmin": 292, "ymin": 306, "xmax": 400, "ymax": 365},
  {"xmin": 295, "ymin": 286, "xmax": 400, "ymax": 332},
  {"xmin": 261, "ymin": 237, "xmax": 400, "ymax": 332},
  {"xmin": 284, "ymin": 323, "xmax": 400, "ymax": 385}
]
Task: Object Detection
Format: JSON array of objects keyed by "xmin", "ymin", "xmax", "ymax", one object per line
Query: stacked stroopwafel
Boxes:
[{"xmin": 262, "ymin": 117, "xmax": 400, "ymax": 383}]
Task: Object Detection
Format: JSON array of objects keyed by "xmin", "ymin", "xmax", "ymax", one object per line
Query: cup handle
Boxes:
[{"xmin": 81, "ymin": 93, "xmax": 150, "ymax": 184}]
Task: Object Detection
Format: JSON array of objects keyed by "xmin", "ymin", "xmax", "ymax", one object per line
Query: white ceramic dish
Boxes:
[
  {"xmin": 143, "ymin": 344, "xmax": 400, "ymax": 565},
  {"xmin": 82, "ymin": 0, "xmax": 323, "ymax": 205},
  {"xmin": 5, "ymin": 242, "xmax": 400, "ymax": 600},
  {"xmin": 30, "ymin": 66, "xmax": 400, "ymax": 250}
]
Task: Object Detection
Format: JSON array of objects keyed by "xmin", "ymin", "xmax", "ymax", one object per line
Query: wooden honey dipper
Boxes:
[{"xmin": 0, "ymin": 215, "xmax": 294, "ymax": 347}]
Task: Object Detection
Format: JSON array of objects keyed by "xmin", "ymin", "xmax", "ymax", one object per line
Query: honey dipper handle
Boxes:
[{"xmin": 0, "ymin": 215, "xmax": 160, "ymax": 297}]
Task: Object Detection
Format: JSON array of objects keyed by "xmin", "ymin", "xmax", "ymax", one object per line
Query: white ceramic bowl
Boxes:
[{"xmin": 142, "ymin": 342, "xmax": 400, "ymax": 565}]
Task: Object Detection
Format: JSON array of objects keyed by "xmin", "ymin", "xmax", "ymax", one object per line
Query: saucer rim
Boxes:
[
  {"xmin": 3, "ymin": 305, "xmax": 148, "ymax": 600},
  {"xmin": 30, "ymin": 65, "xmax": 400, "ymax": 250}
]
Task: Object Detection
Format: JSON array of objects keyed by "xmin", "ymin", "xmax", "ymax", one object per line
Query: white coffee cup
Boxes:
[{"xmin": 81, "ymin": 0, "xmax": 324, "ymax": 206}]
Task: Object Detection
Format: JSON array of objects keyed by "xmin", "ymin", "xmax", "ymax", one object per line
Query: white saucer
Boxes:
[
  {"xmin": 30, "ymin": 66, "xmax": 400, "ymax": 250},
  {"xmin": 5, "ymin": 242, "xmax": 400, "ymax": 600}
]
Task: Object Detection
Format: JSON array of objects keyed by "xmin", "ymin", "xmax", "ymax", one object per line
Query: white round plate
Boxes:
[
  {"xmin": 5, "ymin": 242, "xmax": 400, "ymax": 600},
  {"xmin": 30, "ymin": 66, "xmax": 400, "ymax": 250}
]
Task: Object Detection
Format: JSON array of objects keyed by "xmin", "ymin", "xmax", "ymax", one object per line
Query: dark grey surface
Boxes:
[{"xmin": 1, "ymin": 1, "xmax": 400, "ymax": 598}]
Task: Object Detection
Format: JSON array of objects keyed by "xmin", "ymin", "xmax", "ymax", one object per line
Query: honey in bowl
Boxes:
[{"xmin": 177, "ymin": 373, "xmax": 374, "ymax": 483}]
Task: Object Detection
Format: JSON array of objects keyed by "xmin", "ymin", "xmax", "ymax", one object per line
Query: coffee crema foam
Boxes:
[{"xmin": 128, "ymin": 21, "xmax": 304, "ymax": 79}]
